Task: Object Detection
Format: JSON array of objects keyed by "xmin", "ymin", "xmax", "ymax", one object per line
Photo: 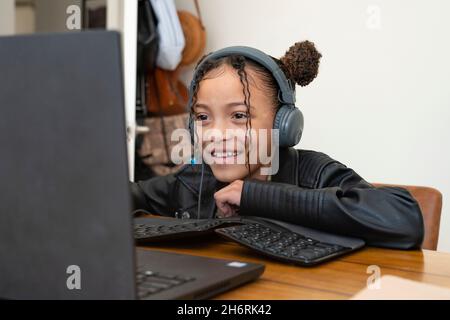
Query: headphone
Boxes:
[{"xmin": 187, "ymin": 45, "xmax": 304, "ymax": 149}]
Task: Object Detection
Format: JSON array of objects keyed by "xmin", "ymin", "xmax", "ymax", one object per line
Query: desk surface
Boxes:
[{"xmin": 138, "ymin": 237, "xmax": 450, "ymax": 299}]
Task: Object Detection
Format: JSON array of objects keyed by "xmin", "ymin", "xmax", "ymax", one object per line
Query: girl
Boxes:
[{"xmin": 130, "ymin": 41, "xmax": 424, "ymax": 249}]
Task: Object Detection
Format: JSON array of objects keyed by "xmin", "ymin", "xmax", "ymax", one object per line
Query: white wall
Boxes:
[
  {"xmin": 0, "ymin": 0, "xmax": 15, "ymax": 35},
  {"xmin": 107, "ymin": 0, "xmax": 138, "ymax": 179},
  {"xmin": 176, "ymin": 0, "xmax": 450, "ymax": 252}
]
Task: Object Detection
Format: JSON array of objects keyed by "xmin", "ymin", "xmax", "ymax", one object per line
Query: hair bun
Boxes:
[{"xmin": 279, "ymin": 40, "xmax": 322, "ymax": 87}]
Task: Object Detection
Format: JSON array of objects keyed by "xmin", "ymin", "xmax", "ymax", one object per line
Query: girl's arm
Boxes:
[
  {"xmin": 240, "ymin": 161, "xmax": 425, "ymax": 249},
  {"xmin": 129, "ymin": 174, "xmax": 178, "ymax": 216}
]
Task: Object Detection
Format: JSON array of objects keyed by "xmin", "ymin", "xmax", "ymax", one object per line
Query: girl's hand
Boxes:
[{"xmin": 214, "ymin": 180, "xmax": 244, "ymax": 218}]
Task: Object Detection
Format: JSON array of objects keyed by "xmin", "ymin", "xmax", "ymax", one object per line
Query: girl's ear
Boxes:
[{"xmin": 280, "ymin": 40, "xmax": 322, "ymax": 87}]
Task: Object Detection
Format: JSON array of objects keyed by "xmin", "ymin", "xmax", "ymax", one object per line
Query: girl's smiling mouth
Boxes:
[{"xmin": 209, "ymin": 148, "xmax": 245, "ymax": 164}]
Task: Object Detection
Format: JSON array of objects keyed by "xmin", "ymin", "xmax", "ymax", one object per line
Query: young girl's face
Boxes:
[{"xmin": 193, "ymin": 64, "xmax": 277, "ymax": 183}]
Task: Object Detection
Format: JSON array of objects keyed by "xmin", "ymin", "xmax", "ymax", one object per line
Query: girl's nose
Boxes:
[{"xmin": 208, "ymin": 120, "xmax": 230, "ymax": 141}]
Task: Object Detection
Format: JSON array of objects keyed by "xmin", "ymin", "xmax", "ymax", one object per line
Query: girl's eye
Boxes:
[
  {"xmin": 196, "ymin": 114, "xmax": 209, "ymax": 121},
  {"xmin": 232, "ymin": 112, "xmax": 249, "ymax": 120}
]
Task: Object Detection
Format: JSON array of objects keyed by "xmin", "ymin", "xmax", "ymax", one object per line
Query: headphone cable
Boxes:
[
  {"xmin": 197, "ymin": 161, "xmax": 204, "ymax": 220},
  {"xmin": 192, "ymin": 117, "xmax": 204, "ymax": 220}
]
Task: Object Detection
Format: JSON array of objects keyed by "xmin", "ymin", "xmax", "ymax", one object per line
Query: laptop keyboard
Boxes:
[
  {"xmin": 215, "ymin": 223, "xmax": 350, "ymax": 266},
  {"xmin": 136, "ymin": 267, "xmax": 196, "ymax": 299}
]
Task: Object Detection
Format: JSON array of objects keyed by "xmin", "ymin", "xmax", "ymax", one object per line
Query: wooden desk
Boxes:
[{"xmin": 138, "ymin": 237, "xmax": 450, "ymax": 299}]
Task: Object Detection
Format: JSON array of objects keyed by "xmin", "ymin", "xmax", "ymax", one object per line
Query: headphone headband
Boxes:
[{"xmin": 188, "ymin": 46, "xmax": 296, "ymax": 108}]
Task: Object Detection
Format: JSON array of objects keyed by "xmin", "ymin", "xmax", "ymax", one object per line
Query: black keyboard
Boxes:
[
  {"xmin": 136, "ymin": 267, "xmax": 196, "ymax": 299},
  {"xmin": 134, "ymin": 219, "xmax": 240, "ymax": 242},
  {"xmin": 215, "ymin": 222, "xmax": 352, "ymax": 266},
  {"xmin": 134, "ymin": 216, "xmax": 365, "ymax": 266}
]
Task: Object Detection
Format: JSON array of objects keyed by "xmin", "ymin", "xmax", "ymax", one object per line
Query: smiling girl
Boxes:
[{"xmin": 130, "ymin": 41, "xmax": 424, "ymax": 249}]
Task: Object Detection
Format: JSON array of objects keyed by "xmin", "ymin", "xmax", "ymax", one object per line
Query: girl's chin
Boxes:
[{"xmin": 210, "ymin": 164, "xmax": 249, "ymax": 182}]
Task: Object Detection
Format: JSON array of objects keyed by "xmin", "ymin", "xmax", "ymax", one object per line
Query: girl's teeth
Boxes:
[{"xmin": 213, "ymin": 151, "xmax": 238, "ymax": 157}]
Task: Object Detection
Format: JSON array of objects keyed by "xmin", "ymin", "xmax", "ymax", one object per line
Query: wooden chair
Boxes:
[{"xmin": 372, "ymin": 183, "xmax": 442, "ymax": 250}]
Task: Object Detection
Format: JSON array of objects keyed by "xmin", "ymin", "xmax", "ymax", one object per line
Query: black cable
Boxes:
[
  {"xmin": 197, "ymin": 161, "xmax": 204, "ymax": 220},
  {"xmin": 189, "ymin": 115, "xmax": 205, "ymax": 220},
  {"xmin": 192, "ymin": 117, "xmax": 204, "ymax": 220}
]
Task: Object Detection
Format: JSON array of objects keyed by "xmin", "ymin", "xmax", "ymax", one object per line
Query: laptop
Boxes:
[{"xmin": 0, "ymin": 31, "xmax": 264, "ymax": 300}]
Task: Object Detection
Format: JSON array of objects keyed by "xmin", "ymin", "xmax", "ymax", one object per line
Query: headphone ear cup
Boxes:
[{"xmin": 273, "ymin": 105, "xmax": 304, "ymax": 147}]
